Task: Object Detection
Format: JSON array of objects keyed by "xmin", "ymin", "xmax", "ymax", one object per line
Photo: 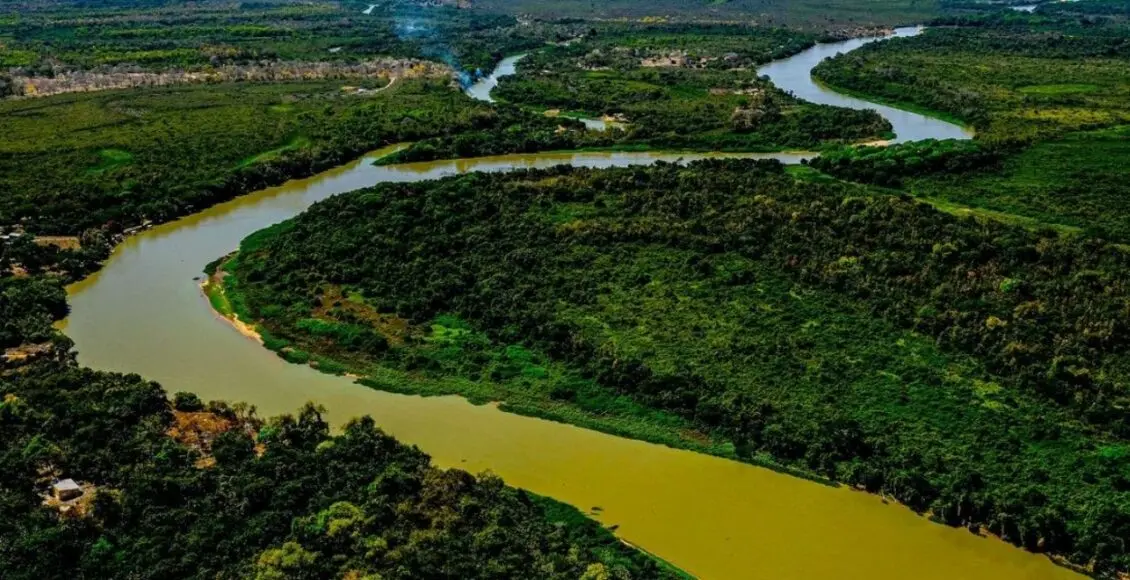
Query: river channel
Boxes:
[{"xmin": 63, "ymin": 27, "xmax": 1071, "ymax": 580}]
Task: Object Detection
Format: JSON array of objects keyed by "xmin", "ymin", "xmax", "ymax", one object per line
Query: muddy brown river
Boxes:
[{"xmin": 62, "ymin": 28, "xmax": 1073, "ymax": 580}]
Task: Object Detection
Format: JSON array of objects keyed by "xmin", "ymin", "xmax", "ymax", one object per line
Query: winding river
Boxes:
[
  {"xmin": 63, "ymin": 27, "xmax": 1071, "ymax": 580},
  {"xmin": 465, "ymin": 54, "xmax": 617, "ymax": 130}
]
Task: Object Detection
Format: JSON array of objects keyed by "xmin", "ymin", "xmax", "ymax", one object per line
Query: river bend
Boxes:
[{"xmin": 63, "ymin": 27, "xmax": 1069, "ymax": 580}]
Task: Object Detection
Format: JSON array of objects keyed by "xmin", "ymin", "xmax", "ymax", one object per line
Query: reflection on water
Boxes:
[{"xmin": 464, "ymin": 54, "xmax": 525, "ymax": 103}]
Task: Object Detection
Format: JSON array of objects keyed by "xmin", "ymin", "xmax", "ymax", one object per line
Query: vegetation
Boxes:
[
  {"xmin": 0, "ymin": 277, "xmax": 69, "ymax": 349},
  {"xmin": 811, "ymin": 19, "xmax": 1130, "ymax": 240},
  {"xmin": 484, "ymin": 23, "xmax": 892, "ymax": 151},
  {"xmin": 0, "ymin": 0, "xmax": 567, "ymax": 76},
  {"xmin": 226, "ymin": 160, "xmax": 1130, "ymax": 575},
  {"xmin": 809, "ymin": 138, "xmax": 1001, "ymax": 187},
  {"xmin": 910, "ymin": 125, "xmax": 1130, "ymax": 239},
  {"xmin": 0, "ymin": 78, "xmax": 578, "ymax": 235},
  {"xmin": 470, "ymin": 0, "xmax": 945, "ymax": 28},
  {"xmin": 11, "ymin": 0, "xmax": 1130, "ymax": 577},
  {"xmin": 0, "ymin": 359, "xmax": 678, "ymax": 578},
  {"xmin": 813, "ymin": 24, "xmax": 1130, "ymax": 144},
  {"xmin": 1, "ymin": 21, "xmax": 889, "ymax": 238},
  {"xmin": 382, "ymin": 25, "xmax": 894, "ymax": 164}
]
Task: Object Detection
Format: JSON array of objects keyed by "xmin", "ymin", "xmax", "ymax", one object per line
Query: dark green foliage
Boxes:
[
  {"xmin": 379, "ymin": 106, "xmax": 598, "ymax": 164},
  {"xmin": 230, "ymin": 160, "xmax": 1130, "ymax": 574},
  {"xmin": 810, "ymin": 139, "xmax": 1001, "ymax": 186},
  {"xmin": 0, "ymin": 277, "xmax": 68, "ymax": 348},
  {"xmin": 0, "ymin": 230, "xmax": 113, "ymax": 280},
  {"xmin": 172, "ymin": 391, "xmax": 204, "ymax": 412},
  {"xmin": 0, "ymin": 359, "xmax": 675, "ymax": 579}
]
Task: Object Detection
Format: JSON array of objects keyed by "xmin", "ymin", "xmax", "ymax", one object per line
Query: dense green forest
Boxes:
[
  {"xmin": 0, "ymin": 276, "xmax": 69, "ymax": 349},
  {"xmin": 0, "ymin": 0, "xmax": 567, "ymax": 75},
  {"xmin": 10, "ymin": 0, "xmax": 1130, "ymax": 577},
  {"xmin": 0, "ymin": 359, "xmax": 677, "ymax": 578},
  {"xmin": 808, "ymin": 139, "xmax": 1001, "ymax": 187},
  {"xmin": 225, "ymin": 160, "xmax": 1130, "ymax": 575}
]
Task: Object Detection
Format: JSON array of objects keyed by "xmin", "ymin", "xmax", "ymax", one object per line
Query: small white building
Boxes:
[{"xmin": 52, "ymin": 479, "xmax": 83, "ymax": 502}]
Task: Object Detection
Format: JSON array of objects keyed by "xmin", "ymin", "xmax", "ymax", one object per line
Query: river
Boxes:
[
  {"xmin": 464, "ymin": 54, "xmax": 616, "ymax": 130},
  {"xmin": 62, "ymin": 27, "xmax": 1074, "ymax": 580},
  {"xmin": 758, "ymin": 26, "xmax": 973, "ymax": 143}
]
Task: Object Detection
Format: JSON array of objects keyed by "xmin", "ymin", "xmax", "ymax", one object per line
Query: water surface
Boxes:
[{"xmin": 63, "ymin": 32, "xmax": 1075, "ymax": 580}]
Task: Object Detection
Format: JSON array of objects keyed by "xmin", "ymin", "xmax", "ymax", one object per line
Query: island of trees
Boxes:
[{"xmin": 220, "ymin": 158, "xmax": 1130, "ymax": 575}]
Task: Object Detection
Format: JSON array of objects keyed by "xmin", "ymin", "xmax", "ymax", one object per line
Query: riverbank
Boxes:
[
  {"xmin": 204, "ymin": 248, "xmax": 836, "ymax": 482},
  {"xmin": 60, "ymin": 28, "xmax": 1090, "ymax": 580}
]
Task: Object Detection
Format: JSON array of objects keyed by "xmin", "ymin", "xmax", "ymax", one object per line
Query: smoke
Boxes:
[{"xmin": 383, "ymin": 5, "xmax": 481, "ymax": 88}]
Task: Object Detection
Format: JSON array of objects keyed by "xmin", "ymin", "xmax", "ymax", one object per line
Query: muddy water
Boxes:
[{"xmin": 63, "ymin": 30, "xmax": 1075, "ymax": 580}]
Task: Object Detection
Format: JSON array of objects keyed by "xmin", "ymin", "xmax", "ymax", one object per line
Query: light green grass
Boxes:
[
  {"xmin": 202, "ymin": 279, "xmax": 233, "ymax": 317},
  {"xmin": 911, "ymin": 125, "xmax": 1130, "ymax": 240},
  {"xmin": 87, "ymin": 148, "xmax": 134, "ymax": 173},
  {"xmin": 237, "ymin": 135, "xmax": 312, "ymax": 168}
]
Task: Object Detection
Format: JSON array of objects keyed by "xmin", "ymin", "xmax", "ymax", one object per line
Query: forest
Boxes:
[
  {"xmin": 0, "ymin": 359, "xmax": 677, "ymax": 578},
  {"xmin": 0, "ymin": 0, "xmax": 569, "ymax": 76},
  {"xmin": 225, "ymin": 159, "xmax": 1130, "ymax": 575},
  {"xmin": 9, "ymin": 0, "xmax": 1130, "ymax": 577}
]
